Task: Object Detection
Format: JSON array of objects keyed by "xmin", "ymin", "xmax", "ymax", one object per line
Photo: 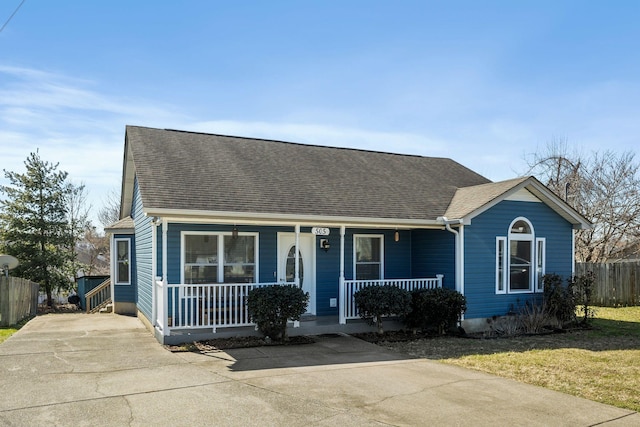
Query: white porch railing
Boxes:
[
  {"xmin": 154, "ymin": 275, "xmax": 444, "ymax": 336},
  {"xmin": 340, "ymin": 275, "xmax": 444, "ymax": 324},
  {"xmin": 154, "ymin": 281, "xmax": 294, "ymax": 335}
]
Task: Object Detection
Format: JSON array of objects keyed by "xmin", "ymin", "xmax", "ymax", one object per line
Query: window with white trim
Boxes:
[
  {"xmin": 535, "ymin": 238, "xmax": 546, "ymax": 292},
  {"xmin": 354, "ymin": 235, "xmax": 384, "ymax": 280},
  {"xmin": 496, "ymin": 237, "xmax": 506, "ymax": 294},
  {"xmin": 495, "ymin": 218, "xmax": 545, "ymax": 293},
  {"xmin": 182, "ymin": 232, "xmax": 258, "ymax": 284},
  {"xmin": 115, "ymin": 238, "xmax": 131, "ymax": 285}
]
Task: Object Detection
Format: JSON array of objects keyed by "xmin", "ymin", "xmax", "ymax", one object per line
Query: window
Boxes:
[
  {"xmin": 536, "ymin": 238, "xmax": 546, "ymax": 292},
  {"xmin": 496, "ymin": 237, "xmax": 506, "ymax": 294},
  {"xmin": 285, "ymin": 245, "xmax": 304, "ymax": 285},
  {"xmin": 182, "ymin": 232, "xmax": 258, "ymax": 284},
  {"xmin": 495, "ymin": 218, "xmax": 545, "ymax": 294},
  {"xmin": 354, "ymin": 235, "xmax": 383, "ymax": 280},
  {"xmin": 115, "ymin": 238, "xmax": 131, "ymax": 285},
  {"xmin": 223, "ymin": 235, "xmax": 256, "ymax": 283},
  {"xmin": 184, "ymin": 234, "xmax": 218, "ymax": 284}
]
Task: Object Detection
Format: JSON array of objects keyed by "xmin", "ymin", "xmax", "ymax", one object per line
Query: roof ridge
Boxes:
[{"xmin": 128, "ymin": 125, "xmax": 453, "ymax": 161}]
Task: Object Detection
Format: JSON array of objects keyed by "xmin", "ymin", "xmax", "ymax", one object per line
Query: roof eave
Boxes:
[{"xmin": 143, "ymin": 207, "xmax": 444, "ymax": 229}]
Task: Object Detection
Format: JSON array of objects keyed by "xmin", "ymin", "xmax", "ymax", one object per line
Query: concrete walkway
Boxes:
[{"xmin": 0, "ymin": 314, "xmax": 638, "ymax": 426}]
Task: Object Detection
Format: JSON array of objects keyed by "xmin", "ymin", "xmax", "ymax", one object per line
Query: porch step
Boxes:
[{"xmin": 99, "ymin": 303, "xmax": 113, "ymax": 314}]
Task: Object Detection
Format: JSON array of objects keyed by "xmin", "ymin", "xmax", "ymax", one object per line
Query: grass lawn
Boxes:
[
  {"xmin": 380, "ymin": 307, "xmax": 640, "ymax": 412},
  {"xmin": 0, "ymin": 317, "xmax": 32, "ymax": 344}
]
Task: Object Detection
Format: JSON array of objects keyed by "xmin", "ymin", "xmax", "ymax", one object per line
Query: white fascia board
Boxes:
[
  {"xmin": 104, "ymin": 227, "xmax": 135, "ymax": 235},
  {"xmin": 143, "ymin": 208, "xmax": 444, "ymax": 229},
  {"xmin": 120, "ymin": 137, "xmax": 136, "ymax": 219},
  {"xmin": 525, "ymin": 180, "xmax": 592, "ymax": 229}
]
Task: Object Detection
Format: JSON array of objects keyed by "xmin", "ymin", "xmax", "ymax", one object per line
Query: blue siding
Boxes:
[
  {"xmin": 411, "ymin": 229, "xmax": 456, "ymax": 290},
  {"xmin": 114, "ymin": 234, "xmax": 136, "ymax": 303},
  {"xmin": 464, "ymin": 200, "xmax": 574, "ymax": 319},
  {"xmin": 132, "ymin": 177, "xmax": 153, "ymax": 319}
]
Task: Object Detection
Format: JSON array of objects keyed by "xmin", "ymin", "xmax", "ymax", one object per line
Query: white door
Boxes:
[{"xmin": 278, "ymin": 233, "xmax": 316, "ymax": 315}]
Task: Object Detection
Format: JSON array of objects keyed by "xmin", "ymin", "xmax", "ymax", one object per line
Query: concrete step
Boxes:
[{"xmin": 99, "ymin": 303, "xmax": 113, "ymax": 314}]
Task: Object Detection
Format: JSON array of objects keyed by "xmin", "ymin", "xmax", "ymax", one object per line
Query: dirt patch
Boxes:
[{"xmin": 37, "ymin": 303, "xmax": 82, "ymax": 315}]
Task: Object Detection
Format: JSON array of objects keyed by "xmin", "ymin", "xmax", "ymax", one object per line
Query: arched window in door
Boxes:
[{"xmin": 285, "ymin": 245, "xmax": 304, "ymax": 286}]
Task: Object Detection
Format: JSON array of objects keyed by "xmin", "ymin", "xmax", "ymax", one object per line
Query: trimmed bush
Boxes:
[
  {"xmin": 405, "ymin": 288, "xmax": 467, "ymax": 335},
  {"xmin": 247, "ymin": 285, "xmax": 309, "ymax": 341},
  {"xmin": 353, "ymin": 285, "xmax": 411, "ymax": 334}
]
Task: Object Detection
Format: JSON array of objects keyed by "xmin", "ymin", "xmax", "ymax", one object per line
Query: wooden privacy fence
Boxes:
[
  {"xmin": 0, "ymin": 277, "xmax": 40, "ymax": 326},
  {"xmin": 576, "ymin": 262, "xmax": 640, "ymax": 307}
]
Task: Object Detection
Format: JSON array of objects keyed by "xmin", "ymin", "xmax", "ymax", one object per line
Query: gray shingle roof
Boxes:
[
  {"xmin": 444, "ymin": 177, "xmax": 530, "ymax": 219},
  {"xmin": 125, "ymin": 126, "xmax": 492, "ymax": 222},
  {"xmin": 104, "ymin": 216, "xmax": 134, "ymax": 233}
]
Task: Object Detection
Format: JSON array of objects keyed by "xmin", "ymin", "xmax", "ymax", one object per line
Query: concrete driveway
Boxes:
[{"xmin": 0, "ymin": 314, "xmax": 638, "ymax": 426}]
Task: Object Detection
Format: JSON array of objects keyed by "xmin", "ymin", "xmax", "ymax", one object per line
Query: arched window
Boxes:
[
  {"xmin": 496, "ymin": 217, "xmax": 545, "ymax": 294},
  {"xmin": 509, "ymin": 218, "xmax": 534, "ymax": 291},
  {"xmin": 285, "ymin": 245, "xmax": 304, "ymax": 286}
]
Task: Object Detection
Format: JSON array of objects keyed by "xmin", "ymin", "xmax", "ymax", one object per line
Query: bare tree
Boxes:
[
  {"xmin": 98, "ymin": 187, "xmax": 121, "ymax": 229},
  {"xmin": 79, "ymin": 226, "xmax": 110, "ymax": 276},
  {"xmin": 524, "ymin": 139, "xmax": 640, "ymax": 262}
]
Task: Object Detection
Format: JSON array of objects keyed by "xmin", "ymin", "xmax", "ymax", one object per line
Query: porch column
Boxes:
[
  {"xmin": 339, "ymin": 225, "xmax": 346, "ymax": 324},
  {"xmin": 161, "ymin": 218, "xmax": 169, "ymax": 336},
  {"xmin": 294, "ymin": 224, "xmax": 300, "ymax": 288},
  {"xmin": 151, "ymin": 219, "xmax": 157, "ymax": 326},
  {"xmin": 162, "ymin": 218, "xmax": 168, "ymax": 282},
  {"xmin": 109, "ymin": 233, "xmax": 115, "ymax": 314}
]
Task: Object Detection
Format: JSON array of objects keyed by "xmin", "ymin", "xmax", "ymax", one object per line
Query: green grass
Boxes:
[
  {"xmin": 0, "ymin": 316, "xmax": 32, "ymax": 344},
  {"xmin": 442, "ymin": 307, "xmax": 640, "ymax": 412}
]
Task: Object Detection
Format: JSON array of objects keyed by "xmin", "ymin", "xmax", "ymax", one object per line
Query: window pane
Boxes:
[
  {"xmin": 511, "ymin": 220, "xmax": 531, "ymax": 234},
  {"xmin": 497, "ymin": 239, "xmax": 505, "ymax": 292},
  {"xmin": 356, "ymin": 263, "xmax": 380, "ymax": 280},
  {"xmin": 510, "ymin": 240, "xmax": 531, "ymax": 290},
  {"xmin": 356, "ymin": 237, "xmax": 381, "ymax": 262},
  {"xmin": 184, "ymin": 265, "xmax": 217, "ymax": 284},
  {"xmin": 117, "ymin": 260, "xmax": 129, "ymax": 283},
  {"xmin": 224, "ymin": 265, "xmax": 255, "ymax": 283},
  {"xmin": 536, "ymin": 239, "xmax": 545, "ymax": 290},
  {"xmin": 223, "ymin": 235, "xmax": 256, "ymax": 283},
  {"xmin": 285, "ymin": 246, "xmax": 304, "ymax": 285},
  {"xmin": 185, "ymin": 235, "xmax": 217, "ymax": 263},
  {"xmin": 224, "ymin": 236, "xmax": 254, "ymax": 263},
  {"xmin": 184, "ymin": 235, "xmax": 218, "ymax": 284},
  {"xmin": 117, "ymin": 240, "xmax": 128, "ymax": 260}
]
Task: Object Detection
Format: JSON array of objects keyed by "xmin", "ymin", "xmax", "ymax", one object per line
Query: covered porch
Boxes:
[
  {"xmin": 153, "ymin": 276, "xmax": 444, "ymax": 341},
  {"xmin": 145, "ymin": 217, "xmax": 455, "ymax": 343}
]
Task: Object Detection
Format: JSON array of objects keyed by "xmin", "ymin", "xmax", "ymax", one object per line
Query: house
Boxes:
[{"xmin": 106, "ymin": 125, "xmax": 591, "ymax": 344}]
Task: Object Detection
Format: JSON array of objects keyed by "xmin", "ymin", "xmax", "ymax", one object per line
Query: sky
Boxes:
[{"xmin": 1, "ymin": 1, "xmax": 639, "ymax": 229}]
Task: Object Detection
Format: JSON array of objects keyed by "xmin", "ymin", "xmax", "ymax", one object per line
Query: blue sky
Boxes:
[{"xmin": 1, "ymin": 1, "xmax": 639, "ymax": 227}]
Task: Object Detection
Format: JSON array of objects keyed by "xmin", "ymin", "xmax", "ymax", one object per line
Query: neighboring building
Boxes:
[{"xmin": 106, "ymin": 126, "xmax": 591, "ymax": 344}]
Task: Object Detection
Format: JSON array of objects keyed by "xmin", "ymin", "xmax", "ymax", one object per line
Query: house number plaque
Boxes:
[{"xmin": 311, "ymin": 227, "xmax": 330, "ymax": 236}]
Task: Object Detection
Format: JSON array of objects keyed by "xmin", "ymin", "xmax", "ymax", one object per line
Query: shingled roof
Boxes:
[{"xmin": 123, "ymin": 126, "xmax": 491, "ymax": 224}]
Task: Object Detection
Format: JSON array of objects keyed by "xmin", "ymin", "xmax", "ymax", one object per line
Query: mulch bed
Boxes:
[{"xmin": 165, "ymin": 334, "xmax": 317, "ymax": 352}]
